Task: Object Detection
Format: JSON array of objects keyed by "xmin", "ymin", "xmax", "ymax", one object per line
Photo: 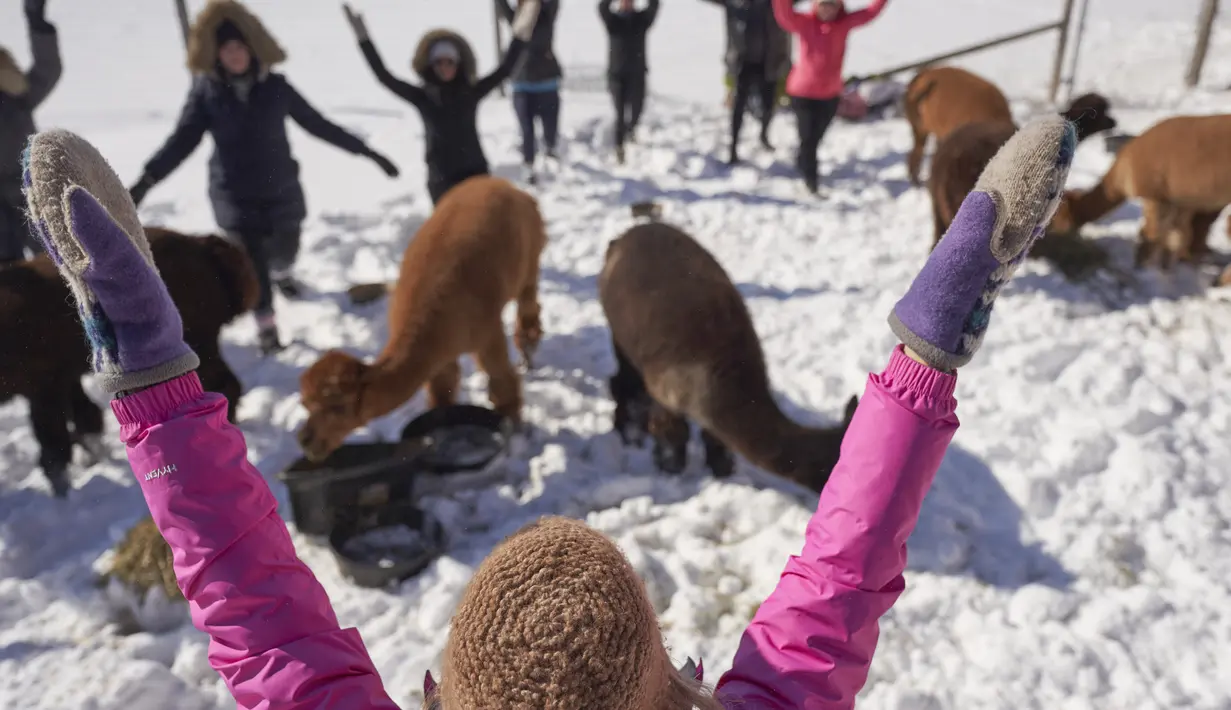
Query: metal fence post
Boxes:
[
  {"xmin": 1049, "ymin": 0, "xmax": 1077, "ymax": 102},
  {"xmin": 174, "ymin": 0, "xmax": 192, "ymax": 48},
  {"xmin": 1186, "ymin": 0, "xmax": 1219, "ymax": 88}
]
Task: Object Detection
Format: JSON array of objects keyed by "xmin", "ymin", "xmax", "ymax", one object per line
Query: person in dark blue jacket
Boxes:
[{"xmin": 128, "ymin": 0, "xmax": 399, "ymax": 356}]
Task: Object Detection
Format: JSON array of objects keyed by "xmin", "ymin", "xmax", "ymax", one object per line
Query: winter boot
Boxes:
[
  {"xmin": 522, "ymin": 163, "xmax": 537, "ymax": 186},
  {"xmin": 615, "ymin": 144, "xmax": 626, "ymax": 165},
  {"xmin": 256, "ymin": 312, "xmax": 284, "ymax": 356},
  {"xmin": 274, "ymin": 275, "xmax": 303, "ymax": 299}
]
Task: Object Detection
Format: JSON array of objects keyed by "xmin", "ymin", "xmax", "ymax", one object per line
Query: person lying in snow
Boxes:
[
  {"xmin": 772, "ymin": 0, "xmax": 889, "ymax": 195},
  {"xmin": 21, "ymin": 116, "xmax": 1075, "ymax": 709},
  {"xmin": 0, "ymin": 0, "xmax": 61, "ymax": 265},
  {"xmin": 128, "ymin": 0, "xmax": 400, "ymax": 357},
  {"xmin": 343, "ymin": 1, "xmax": 541, "ymax": 205}
]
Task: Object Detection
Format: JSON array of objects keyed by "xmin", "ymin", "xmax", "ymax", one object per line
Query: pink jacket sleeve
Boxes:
[
  {"xmin": 715, "ymin": 346, "xmax": 957, "ymax": 709},
  {"xmin": 112, "ymin": 373, "xmax": 401, "ymax": 710},
  {"xmin": 771, "ymin": 0, "xmax": 809, "ymax": 33},
  {"xmin": 837, "ymin": 0, "xmax": 888, "ymax": 30}
]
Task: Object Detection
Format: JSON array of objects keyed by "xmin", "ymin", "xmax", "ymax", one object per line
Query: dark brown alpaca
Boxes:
[
  {"xmin": 1049, "ymin": 114, "xmax": 1231, "ymax": 269},
  {"xmin": 0, "ymin": 227, "xmax": 259, "ymax": 496},
  {"xmin": 927, "ymin": 98, "xmax": 1118, "ymax": 247},
  {"xmin": 598, "ymin": 221, "xmax": 857, "ymax": 493},
  {"xmin": 297, "ymin": 176, "xmax": 546, "ymax": 462},
  {"xmin": 906, "ymin": 65, "xmax": 1116, "ymax": 186}
]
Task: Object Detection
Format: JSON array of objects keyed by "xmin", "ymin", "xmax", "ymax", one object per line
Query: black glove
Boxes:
[
  {"xmin": 24, "ymin": 0, "xmax": 50, "ymax": 29},
  {"xmin": 128, "ymin": 175, "xmax": 154, "ymax": 207},
  {"xmin": 369, "ymin": 152, "xmax": 400, "ymax": 178}
]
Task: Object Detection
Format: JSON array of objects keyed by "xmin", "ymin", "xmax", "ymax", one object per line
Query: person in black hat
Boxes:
[{"xmin": 127, "ymin": 0, "xmax": 400, "ymax": 356}]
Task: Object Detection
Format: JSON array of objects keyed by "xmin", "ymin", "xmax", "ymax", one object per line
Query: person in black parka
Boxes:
[
  {"xmin": 343, "ymin": 1, "xmax": 541, "ymax": 204},
  {"xmin": 700, "ymin": 0, "xmax": 791, "ymax": 165},
  {"xmin": 129, "ymin": 0, "xmax": 399, "ymax": 356},
  {"xmin": 0, "ymin": 0, "xmax": 62, "ymax": 265},
  {"xmin": 496, "ymin": 0, "xmax": 562, "ymax": 184},
  {"xmin": 599, "ymin": 0, "xmax": 660, "ymax": 165}
]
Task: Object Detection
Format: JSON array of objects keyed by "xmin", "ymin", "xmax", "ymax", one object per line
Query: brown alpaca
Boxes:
[
  {"xmin": 297, "ymin": 176, "xmax": 545, "ymax": 462},
  {"xmin": 598, "ymin": 221, "xmax": 857, "ymax": 493},
  {"xmin": 906, "ymin": 65, "xmax": 1116, "ymax": 186},
  {"xmin": 927, "ymin": 99, "xmax": 1118, "ymax": 246},
  {"xmin": 1050, "ymin": 114, "xmax": 1231, "ymax": 269},
  {"xmin": 0, "ymin": 228, "xmax": 259, "ymax": 497}
]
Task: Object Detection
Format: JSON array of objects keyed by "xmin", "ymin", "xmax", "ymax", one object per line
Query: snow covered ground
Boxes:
[{"xmin": 2, "ymin": 0, "xmax": 1231, "ymax": 708}]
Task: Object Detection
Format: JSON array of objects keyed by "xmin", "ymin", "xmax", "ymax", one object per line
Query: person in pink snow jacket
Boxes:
[
  {"xmin": 771, "ymin": 0, "xmax": 888, "ymax": 195},
  {"xmin": 21, "ymin": 114, "xmax": 1074, "ymax": 709}
]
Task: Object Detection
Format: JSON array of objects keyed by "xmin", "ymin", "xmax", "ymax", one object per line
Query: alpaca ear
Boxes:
[
  {"xmin": 695, "ymin": 657, "xmax": 704, "ymax": 682},
  {"xmin": 424, "ymin": 670, "xmax": 437, "ymax": 696},
  {"xmin": 678, "ymin": 656, "xmax": 703, "ymax": 682}
]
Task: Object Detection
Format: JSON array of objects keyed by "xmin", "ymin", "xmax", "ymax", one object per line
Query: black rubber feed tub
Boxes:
[
  {"xmin": 328, "ymin": 502, "xmax": 446, "ymax": 588},
  {"xmin": 278, "ymin": 443, "xmax": 419, "ymax": 537},
  {"xmin": 400, "ymin": 404, "xmax": 515, "ymax": 498}
]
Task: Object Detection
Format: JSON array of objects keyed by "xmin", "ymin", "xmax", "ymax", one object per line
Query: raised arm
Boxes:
[
  {"xmin": 476, "ymin": 0, "xmax": 541, "ymax": 97},
  {"xmin": 344, "ymin": 4, "xmax": 427, "ymax": 107},
  {"xmin": 116, "ymin": 377, "xmax": 402, "ymax": 710},
  {"xmin": 283, "ymin": 78, "xmax": 369, "ymax": 155},
  {"xmin": 475, "ymin": 38, "xmax": 527, "ymax": 98},
  {"xmin": 598, "ymin": 0, "xmax": 616, "ymax": 28},
  {"xmin": 23, "ymin": 128, "xmax": 405, "ymax": 710},
  {"xmin": 771, "ymin": 0, "xmax": 810, "ymax": 33},
  {"xmin": 838, "ymin": 0, "xmax": 889, "ymax": 30},
  {"xmin": 643, "ymin": 0, "xmax": 661, "ymax": 27},
  {"xmin": 23, "ymin": 0, "xmax": 62, "ymax": 109},
  {"xmin": 494, "ymin": 0, "xmax": 516, "ymax": 23},
  {"xmin": 132, "ymin": 81, "xmax": 211, "ymax": 200},
  {"xmin": 715, "ymin": 348, "xmax": 957, "ymax": 708},
  {"xmin": 715, "ymin": 116, "xmax": 1077, "ymax": 709}
]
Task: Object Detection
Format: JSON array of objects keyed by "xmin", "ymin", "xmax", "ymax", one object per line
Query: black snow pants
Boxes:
[
  {"xmin": 791, "ymin": 96, "xmax": 841, "ymax": 191},
  {"xmin": 609, "ymin": 73, "xmax": 647, "ymax": 150}
]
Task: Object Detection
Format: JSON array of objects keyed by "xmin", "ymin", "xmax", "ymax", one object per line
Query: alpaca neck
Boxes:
[
  {"xmin": 717, "ymin": 395, "xmax": 810, "ymax": 472},
  {"xmin": 1073, "ymin": 170, "xmax": 1127, "ymax": 227},
  {"xmin": 354, "ymin": 336, "xmax": 438, "ymax": 424}
]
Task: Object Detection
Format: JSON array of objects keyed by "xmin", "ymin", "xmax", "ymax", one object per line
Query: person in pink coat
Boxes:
[
  {"xmin": 772, "ymin": 0, "xmax": 888, "ymax": 195},
  {"xmin": 21, "ymin": 115, "xmax": 1074, "ymax": 709}
]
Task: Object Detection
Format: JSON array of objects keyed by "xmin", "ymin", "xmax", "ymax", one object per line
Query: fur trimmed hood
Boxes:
[
  {"xmin": 411, "ymin": 30, "xmax": 477, "ymax": 85},
  {"xmin": 0, "ymin": 48, "xmax": 29, "ymax": 96},
  {"xmin": 186, "ymin": 0, "xmax": 287, "ymax": 78}
]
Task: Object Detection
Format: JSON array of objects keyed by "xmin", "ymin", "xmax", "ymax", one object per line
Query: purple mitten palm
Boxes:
[
  {"xmin": 890, "ymin": 115, "xmax": 1076, "ymax": 371},
  {"xmin": 22, "ymin": 129, "xmax": 198, "ymax": 395}
]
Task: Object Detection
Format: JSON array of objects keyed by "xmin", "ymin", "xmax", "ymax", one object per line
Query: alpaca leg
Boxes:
[
  {"xmin": 68, "ymin": 378, "xmax": 106, "ymax": 465},
  {"xmin": 1135, "ymin": 200, "xmax": 1162, "ymax": 268},
  {"xmin": 1164, "ymin": 208, "xmax": 1195, "ymax": 269},
  {"xmin": 930, "ymin": 193, "xmax": 947, "ymax": 249},
  {"xmin": 474, "ymin": 323, "xmax": 523, "ymax": 425},
  {"xmin": 908, "ymin": 126, "xmax": 928, "ymax": 186},
  {"xmin": 513, "ymin": 267, "xmax": 543, "ymax": 369},
  {"xmin": 427, "ymin": 360, "xmax": 461, "ymax": 409},
  {"xmin": 648, "ymin": 403, "xmax": 689, "ymax": 475},
  {"xmin": 609, "ymin": 340, "xmax": 650, "ymax": 445},
  {"xmin": 195, "ymin": 342, "xmax": 243, "ymax": 423},
  {"xmin": 701, "ymin": 429, "xmax": 735, "ymax": 479},
  {"xmin": 1189, "ymin": 210, "xmax": 1219, "ymax": 262},
  {"xmin": 28, "ymin": 383, "xmax": 74, "ymax": 498},
  {"xmin": 1155, "ymin": 204, "xmax": 1183, "ymax": 271}
]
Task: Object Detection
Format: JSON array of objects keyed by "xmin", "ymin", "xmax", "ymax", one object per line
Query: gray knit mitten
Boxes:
[
  {"xmin": 889, "ymin": 116, "xmax": 1076, "ymax": 370},
  {"xmin": 23, "ymin": 129, "xmax": 199, "ymax": 395}
]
